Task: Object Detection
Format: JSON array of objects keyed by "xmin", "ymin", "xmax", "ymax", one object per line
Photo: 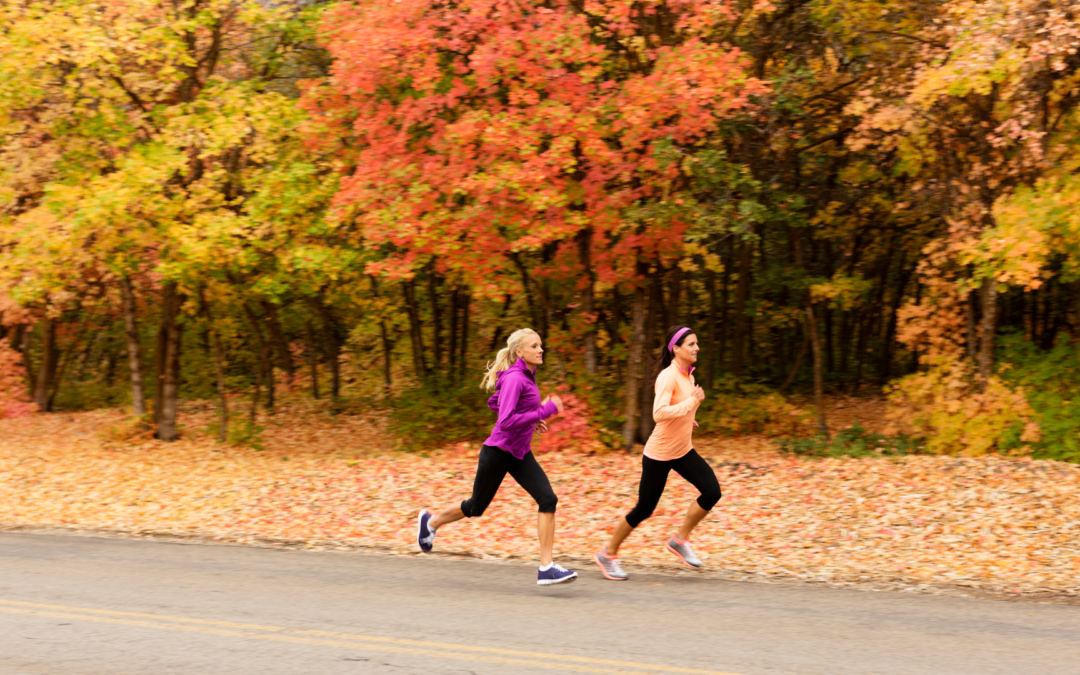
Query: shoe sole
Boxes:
[
  {"xmin": 593, "ymin": 554, "xmax": 628, "ymax": 581},
  {"xmin": 665, "ymin": 542, "xmax": 702, "ymax": 569},
  {"xmin": 537, "ymin": 573, "xmax": 578, "ymax": 586},
  {"xmin": 417, "ymin": 510, "xmax": 433, "ymax": 554}
]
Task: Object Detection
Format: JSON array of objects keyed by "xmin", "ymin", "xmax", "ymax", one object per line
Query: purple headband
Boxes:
[{"xmin": 667, "ymin": 327, "xmax": 692, "ymax": 354}]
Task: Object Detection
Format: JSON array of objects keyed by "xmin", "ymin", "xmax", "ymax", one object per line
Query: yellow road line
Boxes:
[{"xmin": 0, "ymin": 599, "xmax": 743, "ymax": 675}]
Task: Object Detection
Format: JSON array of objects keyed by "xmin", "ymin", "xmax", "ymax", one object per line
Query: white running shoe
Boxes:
[
  {"xmin": 666, "ymin": 535, "xmax": 702, "ymax": 568},
  {"xmin": 594, "ymin": 549, "xmax": 628, "ymax": 580}
]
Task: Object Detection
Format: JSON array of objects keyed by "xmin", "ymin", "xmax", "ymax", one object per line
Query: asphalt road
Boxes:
[{"xmin": 0, "ymin": 532, "xmax": 1078, "ymax": 675}]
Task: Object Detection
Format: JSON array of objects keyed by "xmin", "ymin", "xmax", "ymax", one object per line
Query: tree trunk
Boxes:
[
  {"xmin": 327, "ymin": 332, "xmax": 341, "ymax": 400},
  {"xmin": 249, "ymin": 345, "xmax": 263, "ymax": 426},
  {"xmin": 448, "ymin": 288, "xmax": 458, "ymax": 378},
  {"xmin": 823, "ymin": 306, "xmax": 835, "ymax": 373},
  {"xmin": 459, "ymin": 289, "xmax": 470, "ymax": 381},
  {"xmin": 243, "ymin": 305, "xmax": 273, "ymax": 411},
  {"xmin": 154, "ymin": 292, "xmax": 170, "ymax": 427},
  {"xmin": 378, "ymin": 319, "xmax": 392, "ymax": 395},
  {"xmin": 211, "ymin": 323, "xmax": 229, "ymax": 442},
  {"xmin": 305, "ymin": 321, "xmax": 320, "ymax": 400},
  {"xmin": 32, "ymin": 317, "xmax": 59, "ymax": 412},
  {"xmin": 622, "ymin": 276, "xmax": 647, "ymax": 449},
  {"xmin": 263, "ymin": 337, "xmax": 275, "ymax": 411},
  {"xmin": 510, "ymin": 253, "xmax": 542, "ymax": 333},
  {"xmin": 966, "ymin": 289, "xmax": 978, "ymax": 365},
  {"xmin": 665, "ymin": 264, "xmax": 683, "ymax": 331},
  {"xmin": 156, "ymin": 283, "xmax": 183, "ymax": 442},
  {"xmin": 1071, "ymin": 280, "xmax": 1080, "ymax": 338},
  {"xmin": 731, "ymin": 240, "xmax": 752, "ymax": 380},
  {"xmin": 48, "ymin": 317, "xmax": 91, "ymax": 411},
  {"xmin": 779, "ymin": 330, "xmax": 808, "ymax": 393},
  {"xmin": 11, "ymin": 324, "xmax": 29, "ymax": 390},
  {"xmin": 402, "ymin": 280, "xmax": 427, "ymax": 378},
  {"xmin": 878, "ymin": 260, "xmax": 912, "ymax": 384},
  {"xmin": 806, "ymin": 303, "xmax": 828, "ymax": 438},
  {"xmin": 978, "ymin": 277, "xmax": 998, "ymax": 382},
  {"xmin": 705, "ymin": 269, "xmax": 717, "ymax": 389},
  {"xmin": 18, "ymin": 324, "xmax": 35, "ymax": 392},
  {"xmin": 427, "ymin": 270, "xmax": 443, "ymax": 375},
  {"xmin": 720, "ymin": 239, "xmax": 732, "ymax": 372},
  {"xmin": 578, "ymin": 228, "xmax": 597, "ymax": 375},
  {"xmin": 263, "ymin": 302, "xmax": 295, "ymax": 379},
  {"xmin": 119, "ymin": 276, "xmax": 148, "ymax": 418},
  {"xmin": 639, "ymin": 271, "xmax": 661, "ymax": 443}
]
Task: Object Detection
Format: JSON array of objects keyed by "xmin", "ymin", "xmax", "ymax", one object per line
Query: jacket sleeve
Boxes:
[
  {"xmin": 652, "ymin": 370, "xmax": 699, "ymax": 422},
  {"xmin": 494, "ymin": 375, "xmax": 557, "ymax": 433}
]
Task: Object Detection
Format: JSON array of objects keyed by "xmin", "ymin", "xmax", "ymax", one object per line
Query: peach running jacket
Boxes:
[{"xmin": 643, "ymin": 362, "xmax": 700, "ymax": 461}]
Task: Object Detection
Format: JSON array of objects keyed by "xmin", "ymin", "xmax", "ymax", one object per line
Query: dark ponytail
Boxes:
[{"xmin": 652, "ymin": 325, "xmax": 694, "ymax": 384}]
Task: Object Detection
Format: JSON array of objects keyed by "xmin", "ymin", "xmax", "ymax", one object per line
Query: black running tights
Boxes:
[
  {"xmin": 625, "ymin": 449, "xmax": 721, "ymax": 528},
  {"xmin": 460, "ymin": 445, "xmax": 558, "ymax": 518}
]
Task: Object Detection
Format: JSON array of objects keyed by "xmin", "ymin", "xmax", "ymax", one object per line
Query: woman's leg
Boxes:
[
  {"xmin": 671, "ymin": 449, "xmax": 722, "ymax": 541},
  {"xmin": 605, "ymin": 456, "xmax": 671, "ymax": 556},
  {"xmin": 428, "ymin": 504, "xmax": 465, "ymax": 530},
  {"xmin": 507, "ymin": 452, "xmax": 558, "ymax": 566},
  {"xmin": 432, "ymin": 445, "xmax": 512, "ymax": 529},
  {"xmin": 537, "ymin": 512, "xmax": 554, "ymax": 566}
]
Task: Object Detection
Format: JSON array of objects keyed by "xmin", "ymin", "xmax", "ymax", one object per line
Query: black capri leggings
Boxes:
[
  {"xmin": 625, "ymin": 449, "xmax": 721, "ymax": 528},
  {"xmin": 460, "ymin": 445, "xmax": 558, "ymax": 518}
]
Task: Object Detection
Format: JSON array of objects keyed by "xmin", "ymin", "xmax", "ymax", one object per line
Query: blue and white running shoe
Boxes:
[
  {"xmin": 537, "ymin": 563, "xmax": 578, "ymax": 586},
  {"xmin": 417, "ymin": 509, "xmax": 436, "ymax": 553}
]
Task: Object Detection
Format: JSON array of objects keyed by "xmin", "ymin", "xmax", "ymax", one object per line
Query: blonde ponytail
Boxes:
[{"xmin": 480, "ymin": 328, "xmax": 539, "ymax": 391}]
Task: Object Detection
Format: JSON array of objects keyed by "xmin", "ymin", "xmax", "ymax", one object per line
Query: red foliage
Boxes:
[
  {"xmin": 0, "ymin": 339, "xmax": 34, "ymax": 419},
  {"xmin": 304, "ymin": 0, "xmax": 764, "ymax": 291},
  {"xmin": 535, "ymin": 386, "xmax": 605, "ymax": 454}
]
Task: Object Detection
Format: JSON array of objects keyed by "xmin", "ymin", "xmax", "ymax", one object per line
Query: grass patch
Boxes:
[{"xmin": 778, "ymin": 422, "xmax": 924, "ymax": 458}]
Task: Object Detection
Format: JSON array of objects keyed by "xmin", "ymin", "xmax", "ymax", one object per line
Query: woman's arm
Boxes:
[
  {"xmin": 494, "ymin": 375, "xmax": 557, "ymax": 432},
  {"xmin": 652, "ymin": 371, "xmax": 700, "ymax": 422}
]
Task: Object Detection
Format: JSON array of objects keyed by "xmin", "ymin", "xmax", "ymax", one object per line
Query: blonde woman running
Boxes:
[
  {"xmin": 417, "ymin": 328, "xmax": 578, "ymax": 586},
  {"xmin": 594, "ymin": 325, "xmax": 722, "ymax": 580}
]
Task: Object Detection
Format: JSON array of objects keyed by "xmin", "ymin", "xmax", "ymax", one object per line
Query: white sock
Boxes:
[{"xmin": 539, "ymin": 562, "xmax": 553, "ymax": 571}]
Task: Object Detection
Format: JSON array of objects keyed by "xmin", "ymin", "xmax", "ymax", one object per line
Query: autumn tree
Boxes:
[
  {"xmin": 0, "ymin": 0, "xmax": 333, "ymax": 438},
  {"xmin": 305, "ymin": 0, "xmax": 766, "ymax": 446}
]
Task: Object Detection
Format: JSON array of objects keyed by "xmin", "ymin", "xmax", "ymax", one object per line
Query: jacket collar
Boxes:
[
  {"xmin": 674, "ymin": 361, "xmax": 695, "ymax": 377},
  {"xmin": 512, "ymin": 357, "xmax": 538, "ymax": 376},
  {"xmin": 498, "ymin": 357, "xmax": 537, "ymax": 382}
]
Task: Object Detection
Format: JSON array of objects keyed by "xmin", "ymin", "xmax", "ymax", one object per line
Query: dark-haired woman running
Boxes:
[{"xmin": 594, "ymin": 325, "xmax": 722, "ymax": 581}]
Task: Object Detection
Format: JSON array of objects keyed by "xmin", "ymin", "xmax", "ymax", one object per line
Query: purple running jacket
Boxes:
[{"xmin": 482, "ymin": 358, "xmax": 559, "ymax": 459}]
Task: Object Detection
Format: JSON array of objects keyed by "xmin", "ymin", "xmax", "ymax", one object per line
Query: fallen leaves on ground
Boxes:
[{"xmin": 1, "ymin": 404, "xmax": 1077, "ymax": 598}]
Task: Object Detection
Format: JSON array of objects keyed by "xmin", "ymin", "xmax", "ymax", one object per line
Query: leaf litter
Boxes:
[{"xmin": 1, "ymin": 404, "xmax": 1077, "ymax": 602}]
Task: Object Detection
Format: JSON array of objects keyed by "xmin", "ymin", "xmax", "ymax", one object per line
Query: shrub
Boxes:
[
  {"xmin": 388, "ymin": 379, "xmax": 493, "ymax": 451},
  {"xmin": 534, "ymin": 384, "xmax": 609, "ymax": 453},
  {"xmin": 996, "ymin": 332, "xmax": 1080, "ymax": 463},
  {"xmin": 695, "ymin": 378, "xmax": 812, "ymax": 437},
  {"xmin": 884, "ymin": 355, "xmax": 1040, "ymax": 457},
  {"xmin": 778, "ymin": 422, "xmax": 924, "ymax": 458}
]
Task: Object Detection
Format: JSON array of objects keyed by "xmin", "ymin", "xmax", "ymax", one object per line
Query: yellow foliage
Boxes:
[
  {"xmin": 697, "ymin": 387, "xmax": 812, "ymax": 437},
  {"xmin": 884, "ymin": 358, "xmax": 1040, "ymax": 457}
]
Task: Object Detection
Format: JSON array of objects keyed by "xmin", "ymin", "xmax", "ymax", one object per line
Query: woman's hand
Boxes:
[
  {"xmin": 692, "ymin": 386, "xmax": 705, "ymax": 402},
  {"xmin": 543, "ymin": 394, "xmax": 565, "ymax": 414},
  {"xmin": 693, "ymin": 420, "xmax": 700, "ymax": 430},
  {"xmin": 536, "ymin": 420, "xmax": 549, "ymax": 435}
]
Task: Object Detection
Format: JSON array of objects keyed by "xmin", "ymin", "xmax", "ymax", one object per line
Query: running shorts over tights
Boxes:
[
  {"xmin": 460, "ymin": 444, "xmax": 558, "ymax": 518},
  {"xmin": 625, "ymin": 449, "xmax": 721, "ymax": 528}
]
